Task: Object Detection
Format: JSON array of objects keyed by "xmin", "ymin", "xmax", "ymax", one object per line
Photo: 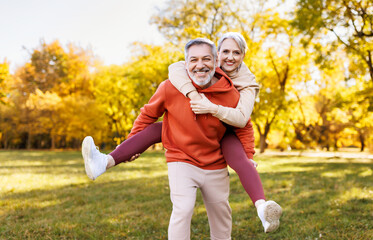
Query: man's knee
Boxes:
[{"xmin": 171, "ymin": 194, "xmax": 195, "ymax": 218}]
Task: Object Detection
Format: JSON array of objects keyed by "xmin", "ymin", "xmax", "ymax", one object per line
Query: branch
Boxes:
[
  {"xmin": 268, "ymin": 49, "xmax": 281, "ymax": 82},
  {"xmin": 327, "ymin": 27, "xmax": 360, "ymax": 53},
  {"xmin": 295, "ymin": 91, "xmax": 306, "ymax": 123},
  {"xmin": 281, "ymin": 45, "xmax": 292, "ymax": 92},
  {"xmin": 342, "ymin": 0, "xmax": 360, "ymax": 35}
]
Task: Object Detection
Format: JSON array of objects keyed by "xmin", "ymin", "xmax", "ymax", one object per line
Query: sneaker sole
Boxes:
[
  {"xmin": 82, "ymin": 136, "xmax": 95, "ymax": 180},
  {"xmin": 264, "ymin": 201, "xmax": 282, "ymax": 233}
]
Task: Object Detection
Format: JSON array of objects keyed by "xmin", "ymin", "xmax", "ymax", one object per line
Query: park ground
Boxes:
[{"xmin": 0, "ymin": 149, "xmax": 372, "ymax": 239}]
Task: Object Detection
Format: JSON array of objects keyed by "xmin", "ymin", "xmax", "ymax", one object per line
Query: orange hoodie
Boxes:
[{"xmin": 128, "ymin": 67, "xmax": 240, "ymax": 170}]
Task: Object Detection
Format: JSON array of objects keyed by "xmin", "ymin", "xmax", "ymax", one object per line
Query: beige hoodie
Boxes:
[{"xmin": 168, "ymin": 61, "xmax": 259, "ymax": 128}]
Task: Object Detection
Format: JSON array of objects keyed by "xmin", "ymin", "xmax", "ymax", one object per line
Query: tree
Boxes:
[
  {"xmin": 293, "ymin": 0, "xmax": 373, "ymax": 83},
  {"xmin": 12, "ymin": 40, "xmax": 97, "ymax": 149},
  {"xmin": 152, "ymin": 0, "xmax": 234, "ymax": 44},
  {"xmin": 293, "ymin": 0, "xmax": 373, "ymax": 150},
  {"xmin": 250, "ymin": 12, "xmax": 313, "ymax": 152},
  {"xmin": 151, "ymin": 0, "xmax": 274, "ymax": 45},
  {"xmin": 0, "ymin": 61, "xmax": 10, "ymax": 104},
  {"xmin": 337, "ymin": 78, "xmax": 373, "ymax": 151},
  {"xmin": 0, "ymin": 65, "xmax": 19, "ymax": 148}
]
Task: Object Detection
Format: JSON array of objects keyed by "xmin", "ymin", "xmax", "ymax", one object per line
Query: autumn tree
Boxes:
[
  {"xmin": 293, "ymin": 0, "xmax": 373, "ymax": 82},
  {"xmin": 334, "ymin": 76, "xmax": 373, "ymax": 151},
  {"xmin": 0, "ymin": 61, "xmax": 11, "ymax": 105},
  {"xmin": 293, "ymin": 0, "xmax": 373, "ymax": 151},
  {"xmin": 0, "ymin": 61, "xmax": 17, "ymax": 148},
  {"xmin": 12, "ymin": 40, "xmax": 103, "ymax": 149}
]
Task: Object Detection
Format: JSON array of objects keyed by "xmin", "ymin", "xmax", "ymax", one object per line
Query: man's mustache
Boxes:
[{"xmin": 193, "ymin": 68, "xmax": 210, "ymax": 73}]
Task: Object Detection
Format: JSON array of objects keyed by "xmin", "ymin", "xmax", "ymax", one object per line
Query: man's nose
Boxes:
[{"xmin": 196, "ymin": 59, "xmax": 205, "ymax": 68}]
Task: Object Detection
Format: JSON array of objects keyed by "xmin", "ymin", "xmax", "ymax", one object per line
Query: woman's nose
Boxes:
[{"xmin": 227, "ymin": 52, "xmax": 233, "ymax": 59}]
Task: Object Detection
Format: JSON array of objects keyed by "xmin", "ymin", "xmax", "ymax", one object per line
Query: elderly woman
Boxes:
[{"xmin": 83, "ymin": 32, "xmax": 282, "ymax": 233}]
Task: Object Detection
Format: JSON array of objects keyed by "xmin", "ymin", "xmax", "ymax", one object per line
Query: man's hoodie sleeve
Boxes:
[{"xmin": 127, "ymin": 81, "xmax": 167, "ymax": 139}]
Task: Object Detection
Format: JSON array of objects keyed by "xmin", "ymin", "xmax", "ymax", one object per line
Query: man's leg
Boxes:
[
  {"xmin": 167, "ymin": 162, "xmax": 199, "ymax": 240},
  {"xmin": 200, "ymin": 168, "xmax": 232, "ymax": 240}
]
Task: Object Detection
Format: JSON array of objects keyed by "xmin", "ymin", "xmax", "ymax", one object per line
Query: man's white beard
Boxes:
[{"xmin": 187, "ymin": 64, "xmax": 216, "ymax": 87}]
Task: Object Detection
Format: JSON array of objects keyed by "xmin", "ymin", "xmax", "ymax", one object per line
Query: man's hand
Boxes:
[
  {"xmin": 250, "ymin": 159, "xmax": 258, "ymax": 168},
  {"xmin": 129, "ymin": 153, "xmax": 140, "ymax": 162},
  {"xmin": 190, "ymin": 93, "xmax": 218, "ymax": 115}
]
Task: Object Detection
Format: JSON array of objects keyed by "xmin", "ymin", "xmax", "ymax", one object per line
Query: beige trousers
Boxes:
[{"xmin": 167, "ymin": 162, "xmax": 232, "ymax": 240}]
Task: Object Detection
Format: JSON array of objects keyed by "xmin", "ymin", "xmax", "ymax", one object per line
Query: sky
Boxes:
[{"xmin": 0, "ymin": 0, "xmax": 168, "ymax": 72}]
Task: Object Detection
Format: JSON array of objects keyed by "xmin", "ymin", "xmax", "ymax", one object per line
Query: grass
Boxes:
[{"xmin": 0, "ymin": 150, "xmax": 372, "ymax": 239}]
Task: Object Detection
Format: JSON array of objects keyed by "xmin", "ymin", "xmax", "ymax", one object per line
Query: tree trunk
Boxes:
[
  {"xmin": 27, "ymin": 131, "xmax": 33, "ymax": 149},
  {"xmin": 367, "ymin": 50, "xmax": 373, "ymax": 84},
  {"xmin": 359, "ymin": 133, "xmax": 365, "ymax": 152},
  {"xmin": 259, "ymin": 134, "xmax": 267, "ymax": 153},
  {"xmin": 51, "ymin": 134, "xmax": 55, "ymax": 149},
  {"xmin": 3, "ymin": 132, "xmax": 7, "ymax": 149}
]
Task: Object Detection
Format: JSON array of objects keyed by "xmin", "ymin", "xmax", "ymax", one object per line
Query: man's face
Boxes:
[{"xmin": 186, "ymin": 44, "xmax": 217, "ymax": 88}]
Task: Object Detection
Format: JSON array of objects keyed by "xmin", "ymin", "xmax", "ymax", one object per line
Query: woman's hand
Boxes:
[{"xmin": 190, "ymin": 93, "xmax": 219, "ymax": 115}]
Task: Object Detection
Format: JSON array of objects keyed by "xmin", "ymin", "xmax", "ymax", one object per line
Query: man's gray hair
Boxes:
[
  {"xmin": 185, "ymin": 38, "xmax": 217, "ymax": 61},
  {"xmin": 217, "ymin": 32, "xmax": 247, "ymax": 54}
]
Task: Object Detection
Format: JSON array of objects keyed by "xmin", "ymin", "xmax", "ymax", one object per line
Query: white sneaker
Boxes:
[
  {"xmin": 257, "ymin": 200, "xmax": 282, "ymax": 233},
  {"xmin": 82, "ymin": 136, "xmax": 108, "ymax": 180}
]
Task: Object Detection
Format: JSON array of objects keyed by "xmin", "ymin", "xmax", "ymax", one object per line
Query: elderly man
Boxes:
[
  {"xmin": 127, "ymin": 38, "xmax": 241, "ymax": 240},
  {"xmin": 83, "ymin": 38, "xmax": 242, "ymax": 239}
]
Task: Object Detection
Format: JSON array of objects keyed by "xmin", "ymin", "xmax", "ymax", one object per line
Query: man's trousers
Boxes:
[{"xmin": 167, "ymin": 162, "xmax": 232, "ymax": 240}]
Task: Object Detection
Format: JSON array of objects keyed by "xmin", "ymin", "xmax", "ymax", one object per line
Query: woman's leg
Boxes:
[
  {"xmin": 220, "ymin": 130, "xmax": 265, "ymax": 204},
  {"xmin": 221, "ymin": 130, "xmax": 282, "ymax": 233},
  {"xmin": 82, "ymin": 122, "xmax": 162, "ymax": 180},
  {"xmin": 110, "ymin": 122, "xmax": 162, "ymax": 165}
]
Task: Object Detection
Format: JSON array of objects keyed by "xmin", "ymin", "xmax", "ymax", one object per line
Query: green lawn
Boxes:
[{"xmin": 0, "ymin": 150, "xmax": 372, "ymax": 239}]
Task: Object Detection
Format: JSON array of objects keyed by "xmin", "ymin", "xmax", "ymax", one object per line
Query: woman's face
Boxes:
[{"xmin": 218, "ymin": 38, "xmax": 245, "ymax": 75}]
